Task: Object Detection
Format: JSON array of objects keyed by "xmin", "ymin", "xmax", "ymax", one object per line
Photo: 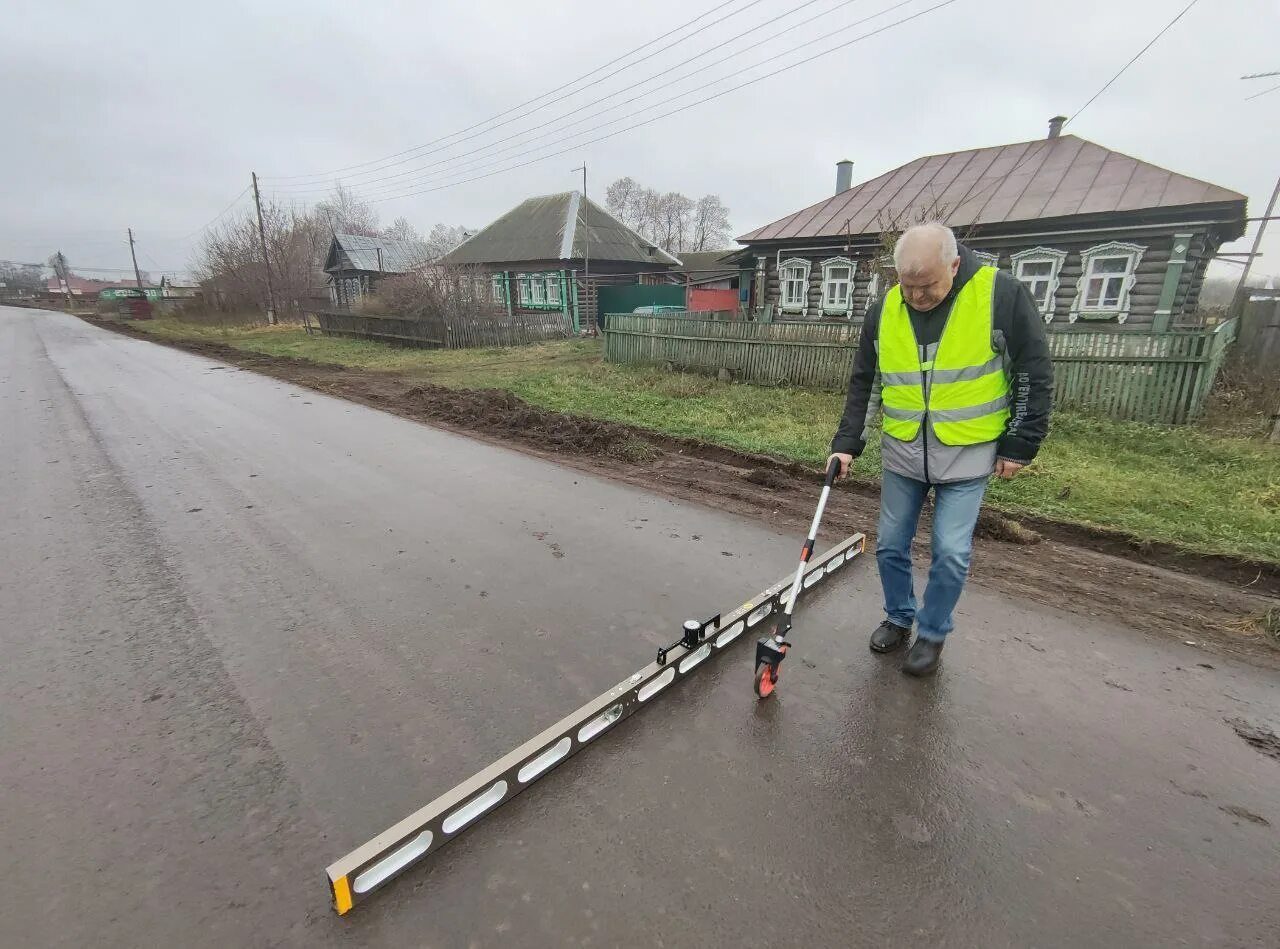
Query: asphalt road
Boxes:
[{"xmin": 2, "ymin": 306, "xmax": 1277, "ymax": 949}]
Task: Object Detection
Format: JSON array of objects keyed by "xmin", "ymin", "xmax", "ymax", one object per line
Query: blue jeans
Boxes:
[{"xmin": 876, "ymin": 470, "xmax": 989, "ymax": 642}]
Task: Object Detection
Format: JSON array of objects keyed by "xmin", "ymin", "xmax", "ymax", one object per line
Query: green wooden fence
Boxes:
[
  {"xmin": 312, "ymin": 309, "xmax": 574, "ymax": 349},
  {"xmin": 603, "ymin": 313, "xmax": 1238, "ymax": 425}
]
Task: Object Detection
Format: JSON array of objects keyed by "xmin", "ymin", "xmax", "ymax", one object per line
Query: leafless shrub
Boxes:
[{"xmin": 371, "ymin": 266, "xmax": 501, "ymax": 324}]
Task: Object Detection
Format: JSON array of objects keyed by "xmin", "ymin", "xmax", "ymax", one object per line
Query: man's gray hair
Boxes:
[{"xmin": 893, "ymin": 222, "xmax": 959, "ymax": 275}]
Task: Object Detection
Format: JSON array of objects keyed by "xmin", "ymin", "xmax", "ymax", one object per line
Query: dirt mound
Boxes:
[
  {"xmin": 975, "ymin": 510, "xmax": 1043, "ymax": 545},
  {"xmin": 743, "ymin": 468, "xmax": 790, "ymax": 489},
  {"xmin": 400, "ymin": 384, "xmax": 631, "ymax": 454}
]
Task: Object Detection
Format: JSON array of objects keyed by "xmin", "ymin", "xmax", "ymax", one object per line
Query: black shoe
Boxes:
[
  {"xmin": 870, "ymin": 619, "xmax": 912, "ymax": 653},
  {"xmin": 903, "ymin": 637, "xmax": 944, "ymax": 677}
]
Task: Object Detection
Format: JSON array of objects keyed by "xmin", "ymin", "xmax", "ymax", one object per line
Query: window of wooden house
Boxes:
[
  {"xmin": 530, "ymin": 273, "xmax": 546, "ymax": 305},
  {"xmin": 491, "ymin": 274, "xmax": 505, "ymax": 304},
  {"xmin": 545, "ymin": 274, "xmax": 561, "ymax": 306},
  {"xmin": 821, "ymin": 258, "xmax": 855, "ymax": 316},
  {"xmin": 1071, "ymin": 242, "xmax": 1146, "ymax": 323},
  {"xmin": 973, "ymin": 251, "xmax": 1000, "ymax": 269},
  {"xmin": 1010, "ymin": 247, "xmax": 1067, "ymax": 321},
  {"xmin": 779, "ymin": 258, "xmax": 810, "ymax": 314},
  {"xmin": 1084, "ymin": 257, "xmax": 1129, "ymax": 307},
  {"xmin": 516, "ymin": 274, "xmax": 531, "ymax": 306}
]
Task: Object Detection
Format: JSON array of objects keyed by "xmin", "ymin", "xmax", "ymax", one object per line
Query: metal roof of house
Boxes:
[
  {"xmin": 669, "ymin": 250, "xmax": 740, "ymax": 282},
  {"xmin": 739, "ymin": 135, "xmax": 1247, "ymax": 243},
  {"xmin": 324, "ymin": 233, "xmax": 421, "ymax": 274},
  {"xmin": 443, "ymin": 191, "xmax": 682, "ymax": 267}
]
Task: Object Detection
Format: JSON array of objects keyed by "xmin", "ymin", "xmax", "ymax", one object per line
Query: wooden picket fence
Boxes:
[
  {"xmin": 311, "ymin": 309, "xmax": 574, "ymax": 349},
  {"xmin": 605, "ymin": 314, "xmax": 859, "ymax": 389},
  {"xmin": 603, "ymin": 312, "xmax": 1238, "ymax": 425}
]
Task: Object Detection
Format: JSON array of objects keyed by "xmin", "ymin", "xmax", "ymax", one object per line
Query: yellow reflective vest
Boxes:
[{"xmin": 877, "ymin": 266, "xmax": 1011, "ymax": 445}]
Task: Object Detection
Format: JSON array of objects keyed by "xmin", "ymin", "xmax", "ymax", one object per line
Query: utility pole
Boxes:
[
  {"xmin": 572, "ymin": 164, "xmax": 590, "ymax": 329},
  {"xmin": 251, "ymin": 171, "xmax": 278, "ymax": 325},
  {"xmin": 54, "ymin": 251, "xmax": 73, "ymax": 308},
  {"xmin": 1224, "ymin": 172, "xmax": 1280, "ymax": 442},
  {"xmin": 1229, "ymin": 173, "xmax": 1280, "ymax": 321},
  {"xmin": 127, "ymin": 228, "xmax": 144, "ymax": 288}
]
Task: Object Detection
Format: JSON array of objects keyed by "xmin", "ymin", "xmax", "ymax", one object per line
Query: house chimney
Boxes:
[
  {"xmin": 1047, "ymin": 115, "xmax": 1067, "ymax": 139},
  {"xmin": 835, "ymin": 159, "xmax": 854, "ymax": 195}
]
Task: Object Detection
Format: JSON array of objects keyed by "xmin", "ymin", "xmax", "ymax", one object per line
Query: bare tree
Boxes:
[
  {"xmin": 605, "ymin": 177, "xmax": 642, "ymax": 229},
  {"xmin": 192, "ymin": 200, "xmax": 329, "ymax": 315},
  {"xmin": 604, "ymin": 176, "xmax": 732, "ymax": 254},
  {"xmin": 314, "ymin": 183, "xmax": 380, "ymax": 236},
  {"xmin": 0, "ymin": 261, "xmax": 45, "ymax": 296},
  {"xmin": 382, "ymin": 217, "xmax": 431, "ymax": 264},
  {"xmin": 691, "ymin": 194, "xmax": 732, "ymax": 251},
  {"xmin": 657, "ymin": 192, "xmax": 694, "ymax": 254},
  {"xmin": 423, "ymin": 223, "xmax": 471, "ymax": 263}
]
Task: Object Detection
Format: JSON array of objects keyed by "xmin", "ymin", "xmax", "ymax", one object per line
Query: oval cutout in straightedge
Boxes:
[
  {"xmin": 353, "ymin": 829, "xmax": 433, "ymax": 894},
  {"xmin": 578, "ymin": 703, "xmax": 623, "ymax": 743},
  {"xmin": 747, "ymin": 603, "xmax": 773, "ymax": 627},
  {"xmin": 637, "ymin": 667, "xmax": 675, "ymax": 702},
  {"xmin": 442, "ymin": 781, "xmax": 508, "ymax": 835},
  {"xmin": 678, "ymin": 643, "xmax": 711, "ymax": 674},
  {"xmin": 715, "ymin": 620, "xmax": 745, "ymax": 648},
  {"xmin": 517, "ymin": 736, "xmax": 572, "ymax": 784}
]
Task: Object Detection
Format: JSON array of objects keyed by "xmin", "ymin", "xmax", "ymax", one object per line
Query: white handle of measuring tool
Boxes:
[{"xmin": 780, "ymin": 458, "xmax": 843, "ymax": 619}]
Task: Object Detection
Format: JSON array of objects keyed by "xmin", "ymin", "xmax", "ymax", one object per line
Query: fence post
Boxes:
[
  {"xmin": 559, "ymin": 269, "xmax": 570, "ymax": 331},
  {"xmin": 569, "ymin": 269, "xmax": 581, "ymax": 335}
]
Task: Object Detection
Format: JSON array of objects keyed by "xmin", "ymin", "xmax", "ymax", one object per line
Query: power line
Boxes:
[
  {"xmin": 173, "ymin": 185, "xmax": 253, "ymax": 243},
  {"xmin": 1065, "ymin": 0, "xmax": 1200, "ymax": 127},
  {"xmin": 1245, "ymin": 82, "xmax": 1280, "ymax": 102},
  {"xmin": 270, "ymin": 0, "xmax": 880, "ymax": 198},
  {"xmin": 263, "ymin": 0, "xmax": 762, "ymax": 182},
  {"xmin": 268, "ymin": 0, "xmax": 860, "ymax": 195},
  {"xmin": 275, "ymin": 0, "xmax": 933, "ymax": 204},
  {"xmin": 948, "ymin": 0, "xmax": 1204, "ymax": 228},
  {"xmin": 356, "ymin": 0, "xmax": 960, "ymax": 205}
]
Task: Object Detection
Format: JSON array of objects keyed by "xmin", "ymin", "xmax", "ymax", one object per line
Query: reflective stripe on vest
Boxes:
[{"xmin": 877, "ymin": 266, "xmax": 1011, "ymax": 446}]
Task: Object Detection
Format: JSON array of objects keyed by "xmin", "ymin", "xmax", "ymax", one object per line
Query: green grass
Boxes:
[{"xmin": 135, "ymin": 317, "xmax": 1280, "ymax": 564}]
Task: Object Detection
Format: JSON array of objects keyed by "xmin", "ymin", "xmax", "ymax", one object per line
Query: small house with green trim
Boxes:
[{"xmin": 443, "ymin": 190, "xmax": 682, "ymax": 330}]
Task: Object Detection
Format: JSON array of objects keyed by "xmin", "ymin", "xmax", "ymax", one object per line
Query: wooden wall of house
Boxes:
[
  {"xmin": 471, "ymin": 259, "xmax": 675, "ymax": 330},
  {"xmin": 753, "ymin": 224, "xmax": 1223, "ymax": 328}
]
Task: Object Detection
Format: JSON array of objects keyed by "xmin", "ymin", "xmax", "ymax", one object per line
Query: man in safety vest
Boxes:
[{"xmin": 828, "ymin": 223, "xmax": 1053, "ymax": 676}]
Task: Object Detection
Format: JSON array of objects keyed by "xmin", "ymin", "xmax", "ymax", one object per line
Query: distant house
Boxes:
[
  {"xmin": 735, "ymin": 118, "xmax": 1247, "ymax": 329},
  {"xmin": 669, "ymin": 250, "xmax": 741, "ymax": 291},
  {"xmin": 159, "ymin": 275, "xmax": 200, "ymax": 299},
  {"xmin": 45, "ymin": 276, "xmax": 162, "ymax": 302},
  {"xmin": 46, "ymin": 275, "xmax": 114, "ymax": 297},
  {"xmin": 323, "ymin": 233, "xmax": 423, "ymax": 308},
  {"xmin": 443, "ymin": 190, "xmax": 681, "ymax": 329}
]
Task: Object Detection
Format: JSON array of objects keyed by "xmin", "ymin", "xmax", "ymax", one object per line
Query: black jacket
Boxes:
[{"xmin": 831, "ymin": 243, "xmax": 1053, "ymax": 464}]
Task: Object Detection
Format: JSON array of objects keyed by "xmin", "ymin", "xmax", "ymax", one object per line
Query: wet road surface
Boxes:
[{"xmin": 2, "ymin": 307, "xmax": 1277, "ymax": 948}]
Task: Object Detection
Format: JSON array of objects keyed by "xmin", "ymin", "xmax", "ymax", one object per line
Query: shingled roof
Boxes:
[
  {"xmin": 740, "ymin": 135, "xmax": 1246, "ymax": 243},
  {"xmin": 444, "ymin": 191, "xmax": 682, "ymax": 267},
  {"xmin": 324, "ymin": 233, "xmax": 422, "ymax": 274}
]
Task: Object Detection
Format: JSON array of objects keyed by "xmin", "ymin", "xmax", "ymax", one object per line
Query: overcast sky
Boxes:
[{"xmin": 2, "ymin": 0, "xmax": 1277, "ymax": 283}]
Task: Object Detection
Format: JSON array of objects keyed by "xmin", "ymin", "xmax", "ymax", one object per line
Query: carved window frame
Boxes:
[
  {"xmin": 1071, "ymin": 241, "xmax": 1147, "ymax": 324},
  {"xmin": 820, "ymin": 257, "xmax": 856, "ymax": 317},
  {"xmin": 779, "ymin": 258, "xmax": 811, "ymax": 315},
  {"xmin": 1010, "ymin": 246, "xmax": 1068, "ymax": 323}
]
